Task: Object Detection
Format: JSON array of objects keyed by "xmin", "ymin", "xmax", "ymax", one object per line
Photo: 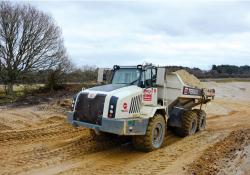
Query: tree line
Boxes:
[
  {"xmin": 2, "ymin": 64, "xmax": 249, "ymax": 84},
  {"xmin": 166, "ymin": 65, "xmax": 250, "ymax": 79},
  {"xmin": 10, "ymin": 65, "xmax": 98, "ymax": 85}
]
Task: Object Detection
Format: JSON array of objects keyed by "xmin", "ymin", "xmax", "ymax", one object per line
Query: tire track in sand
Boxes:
[
  {"xmin": 0, "ymin": 117, "xmax": 126, "ymax": 175},
  {"xmin": 55, "ymin": 131, "xmax": 228, "ymax": 175}
]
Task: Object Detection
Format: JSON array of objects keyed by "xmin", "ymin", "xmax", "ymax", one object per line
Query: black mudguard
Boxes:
[{"xmin": 168, "ymin": 107, "xmax": 186, "ymax": 128}]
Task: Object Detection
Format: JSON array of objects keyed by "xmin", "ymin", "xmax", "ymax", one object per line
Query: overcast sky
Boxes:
[{"xmin": 23, "ymin": 0, "xmax": 250, "ymax": 69}]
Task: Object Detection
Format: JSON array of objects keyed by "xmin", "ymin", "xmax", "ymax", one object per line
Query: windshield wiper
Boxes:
[{"xmin": 129, "ymin": 79, "xmax": 139, "ymax": 85}]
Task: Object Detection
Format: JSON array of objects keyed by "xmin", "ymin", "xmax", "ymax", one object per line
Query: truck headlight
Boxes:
[
  {"xmin": 108, "ymin": 96, "xmax": 118, "ymax": 118},
  {"xmin": 71, "ymin": 99, "xmax": 75, "ymax": 111}
]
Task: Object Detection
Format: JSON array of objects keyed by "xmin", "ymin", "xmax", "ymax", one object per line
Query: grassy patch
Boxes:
[
  {"xmin": 0, "ymin": 84, "xmax": 45, "ymax": 105},
  {"xmin": 0, "ymin": 83, "xmax": 96, "ymax": 106},
  {"xmin": 0, "ymin": 95, "xmax": 16, "ymax": 105}
]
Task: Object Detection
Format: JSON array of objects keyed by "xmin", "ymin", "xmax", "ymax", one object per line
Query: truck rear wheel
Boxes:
[
  {"xmin": 193, "ymin": 109, "xmax": 206, "ymax": 131},
  {"xmin": 132, "ymin": 114, "xmax": 166, "ymax": 152},
  {"xmin": 176, "ymin": 111, "xmax": 198, "ymax": 137}
]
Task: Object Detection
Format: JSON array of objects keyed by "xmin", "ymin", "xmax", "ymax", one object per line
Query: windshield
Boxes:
[{"xmin": 112, "ymin": 68, "xmax": 141, "ymax": 84}]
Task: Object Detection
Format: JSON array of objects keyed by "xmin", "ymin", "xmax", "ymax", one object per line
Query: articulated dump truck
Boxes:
[{"xmin": 68, "ymin": 64, "xmax": 215, "ymax": 151}]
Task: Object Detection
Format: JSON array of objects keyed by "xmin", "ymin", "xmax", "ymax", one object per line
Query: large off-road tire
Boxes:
[
  {"xmin": 193, "ymin": 109, "xmax": 206, "ymax": 131},
  {"xmin": 132, "ymin": 114, "xmax": 166, "ymax": 152},
  {"xmin": 175, "ymin": 110, "xmax": 198, "ymax": 137}
]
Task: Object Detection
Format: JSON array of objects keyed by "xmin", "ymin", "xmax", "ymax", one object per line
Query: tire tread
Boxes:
[
  {"xmin": 176, "ymin": 111, "xmax": 198, "ymax": 137},
  {"xmin": 133, "ymin": 114, "xmax": 166, "ymax": 152}
]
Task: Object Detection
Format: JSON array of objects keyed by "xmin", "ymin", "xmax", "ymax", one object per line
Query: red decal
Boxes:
[
  {"xmin": 143, "ymin": 89, "xmax": 152, "ymax": 101},
  {"xmin": 123, "ymin": 102, "xmax": 128, "ymax": 110}
]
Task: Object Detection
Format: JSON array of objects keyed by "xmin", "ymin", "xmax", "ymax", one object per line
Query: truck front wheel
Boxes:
[{"xmin": 132, "ymin": 114, "xmax": 166, "ymax": 152}]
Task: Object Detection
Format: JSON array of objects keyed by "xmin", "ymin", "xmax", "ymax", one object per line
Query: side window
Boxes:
[{"xmin": 145, "ymin": 68, "xmax": 152, "ymax": 87}]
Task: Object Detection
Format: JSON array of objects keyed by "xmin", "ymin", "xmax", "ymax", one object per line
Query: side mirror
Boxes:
[
  {"xmin": 156, "ymin": 67, "xmax": 165, "ymax": 86},
  {"xmin": 97, "ymin": 68, "xmax": 105, "ymax": 83}
]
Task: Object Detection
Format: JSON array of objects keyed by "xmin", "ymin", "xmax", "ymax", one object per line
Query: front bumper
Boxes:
[{"xmin": 67, "ymin": 112, "xmax": 148, "ymax": 135}]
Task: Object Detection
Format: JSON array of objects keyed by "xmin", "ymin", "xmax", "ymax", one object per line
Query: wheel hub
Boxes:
[
  {"xmin": 190, "ymin": 120, "xmax": 196, "ymax": 134},
  {"xmin": 200, "ymin": 117, "xmax": 205, "ymax": 128},
  {"xmin": 152, "ymin": 123, "xmax": 163, "ymax": 148}
]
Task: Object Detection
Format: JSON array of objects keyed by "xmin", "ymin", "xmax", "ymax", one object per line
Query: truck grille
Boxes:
[
  {"xmin": 74, "ymin": 93, "xmax": 106, "ymax": 125},
  {"xmin": 129, "ymin": 95, "xmax": 142, "ymax": 113}
]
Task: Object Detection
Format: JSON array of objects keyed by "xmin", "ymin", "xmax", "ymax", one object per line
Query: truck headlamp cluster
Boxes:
[
  {"xmin": 108, "ymin": 96, "xmax": 118, "ymax": 118},
  {"xmin": 71, "ymin": 99, "xmax": 75, "ymax": 111},
  {"xmin": 71, "ymin": 95, "xmax": 77, "ymax": 111}
]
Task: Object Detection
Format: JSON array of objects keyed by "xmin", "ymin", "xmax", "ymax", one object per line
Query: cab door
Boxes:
[{"xmin": 142, "ymin": 67, "xmax": 157, "ymax": 106}]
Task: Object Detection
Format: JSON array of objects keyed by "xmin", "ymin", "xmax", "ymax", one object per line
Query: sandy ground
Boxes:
[{"xmin": 0, "ymin": 81, "xmax": 250, "ymax": 175}]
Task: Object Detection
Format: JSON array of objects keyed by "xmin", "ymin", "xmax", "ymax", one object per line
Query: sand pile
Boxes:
[{"xmin": 175, "ymin": 69, "xmax": 204, "ymax": 88}]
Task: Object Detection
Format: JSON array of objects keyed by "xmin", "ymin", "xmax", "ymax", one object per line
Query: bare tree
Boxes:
[{"xmin": 0, "ymin": 1, "xmax": 70, "ymax": 95}]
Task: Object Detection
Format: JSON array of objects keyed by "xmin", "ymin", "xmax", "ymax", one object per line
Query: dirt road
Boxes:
[{"xmin": 0, "ymin": 82, "xmax": 250, "ymax": 175}]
